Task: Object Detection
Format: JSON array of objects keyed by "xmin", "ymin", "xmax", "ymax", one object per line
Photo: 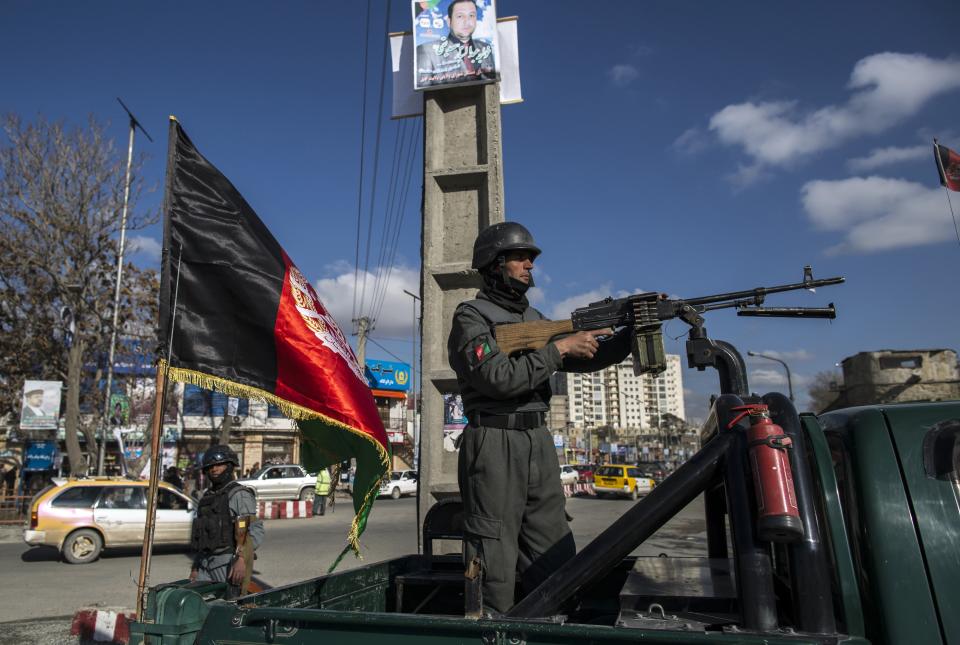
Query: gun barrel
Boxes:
[
  {"xmin": 685, "ymin": 276, "xmax": 844, "ymax": 307},
  {"xmin": 737, "ymin": 305, "xmax": 836, "ymax": 319}
]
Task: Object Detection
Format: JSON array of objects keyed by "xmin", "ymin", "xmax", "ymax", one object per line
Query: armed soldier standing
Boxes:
[
  {"xmin": 448, "ymin": 222, "xmax": 633, "ymax": 615},
  {"xmin": 189, "ymin": 445, "xmax": 264, "ymax": 597}
]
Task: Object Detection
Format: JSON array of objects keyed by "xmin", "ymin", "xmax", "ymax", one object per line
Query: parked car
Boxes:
[
  {"xmin": 238, "ymin": 464, "xmax": 317, "ymax": 501},
  {"xmin": 23, "ymin": 477, "xmax": 195, "ymax": 564},
  {"xmin": 378, "ymin": 470, "xmax": 418, "ymax": 499},
  {"xmin": 636, "ymin": 460, "xmax": 669, "ymax": 483},
  {"xmin": 592, "ymin": 464, "xmax": 655, "ymax": 500},
  {"xmin": 558, "ymin": 465, "xmax": 579, "ymax": 486},
  {"xmin": 572, "ymin": 464, "xmax": 595, "ymax": 483}
]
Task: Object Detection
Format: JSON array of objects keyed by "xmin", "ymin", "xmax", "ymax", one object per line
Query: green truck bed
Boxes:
[{"xmin": 130, "ymin": 400, "xmax": 958, "ymax": 645}]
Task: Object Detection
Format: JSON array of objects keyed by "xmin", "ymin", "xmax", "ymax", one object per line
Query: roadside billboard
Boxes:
[
  {"xmin": 19, "ymin": 380, "xmax": 62, "ymax": 431},
  {"xmin": 412, "ymin": 0, "xmax": 499, "ymax": 91}
]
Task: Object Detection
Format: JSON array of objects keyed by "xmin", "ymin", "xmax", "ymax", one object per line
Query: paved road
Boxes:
[{"xmin": 0, "ymin": 492, "xmax": 706, "ymax": 624}]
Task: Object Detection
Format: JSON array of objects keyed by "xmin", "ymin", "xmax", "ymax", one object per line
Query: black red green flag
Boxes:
[
  {"xmin": 934, "ymin": 141, "xmax": 960, "ymax": 192},
  {"xmin": 158, "ymin": 118, "xmax": 389, "ymax": 564}
]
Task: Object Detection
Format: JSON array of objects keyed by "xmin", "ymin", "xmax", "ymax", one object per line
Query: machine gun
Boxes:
[{"xmin": 494, "ymin": 267, "xmax": 844, "ymax": 376}]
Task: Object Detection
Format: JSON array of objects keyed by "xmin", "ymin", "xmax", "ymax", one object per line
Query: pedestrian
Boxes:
[
  {"xmin": 448, "ymin": 222, "xmax": 632, "ymax": 615},
  {"xmin": 189, "ymin": 445, "xmax": 264, "ymax": 598},
  {"xmin": 312, "ymin": 467, "xmax": 332, "ymax": 516},
  {"xmin": 163, "ymin": 465, "xmax": 183, "ymax": 490},
  {"xmin": 4, "ymin": 465, "xmax": 18, "ymax": 497}
]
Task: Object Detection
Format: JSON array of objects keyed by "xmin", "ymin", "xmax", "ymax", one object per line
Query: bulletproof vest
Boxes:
[
  {"xmin": 456, "ymin": 298, "xmax": 552, "ymax": 416},
  {"xmin": 191, "ymin": 481, "xmax": 240, "ymax": 555}
]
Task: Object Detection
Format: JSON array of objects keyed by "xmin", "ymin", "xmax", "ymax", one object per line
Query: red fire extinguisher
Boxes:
[{"xmin": 727, "ymin": 404, "xmax": 804, "ymax": 542}]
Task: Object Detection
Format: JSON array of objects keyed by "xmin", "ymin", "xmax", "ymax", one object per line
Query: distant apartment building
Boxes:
[{"xmin": 564, "ymin": 354, "xmax": 685, "ymax": 431}]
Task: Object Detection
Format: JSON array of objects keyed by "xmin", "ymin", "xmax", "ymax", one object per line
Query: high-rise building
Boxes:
[{"xmin": 565, "ymin": 354, "xmax": 685, "ymax": 431}]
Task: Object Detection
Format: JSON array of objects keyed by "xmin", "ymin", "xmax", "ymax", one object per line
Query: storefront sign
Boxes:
[
  {"xmin": 365, "ymin": 359, "xmax": 411, "ymax": 391},
  {"xmin": 24, "ymin": 440, "xmax": 59, "ymax": 471}
]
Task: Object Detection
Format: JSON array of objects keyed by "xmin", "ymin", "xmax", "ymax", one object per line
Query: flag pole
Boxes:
[
  {"xmin": 136, "ymin": 115, "xmax": 182, "ymax": 619},
  {"xmin": 135, "ymin": 245, "xmax": 181, "ymax": 618},
  {"xmin": 934, "ymin": 138, "xmax": 960, "ymax": 248},
  {"xmin": 98, "ymin": 99, "xmax": 153, "ymax": 476}
]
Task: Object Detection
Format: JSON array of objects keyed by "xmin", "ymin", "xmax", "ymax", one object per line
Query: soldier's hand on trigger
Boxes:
[
  {"xmin": 189, "ymin": 568, "xmax": 198, "ymax": 582},
  {"xmin": 554, "ymin": 328, "xmax": 613, "ymax": 359}
]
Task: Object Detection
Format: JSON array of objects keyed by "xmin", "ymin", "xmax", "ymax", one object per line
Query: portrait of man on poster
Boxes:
[
  {"xmin": 414, "ymin": 0, "xmax": 499, "ymax": 90},
  {"xmin": 19, "ymin": 380, "xmax": 61, "ymax": 430}
]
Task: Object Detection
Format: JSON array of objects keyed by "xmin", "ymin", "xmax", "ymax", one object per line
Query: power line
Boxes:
[
  {"xmin": 368, "ymin": 118, "xmax": 410, "ymax": 323},
  {"xmin": 366, "ymin": 335, "xmax": 407, "ymax": 363},
  {"xmin": 372, "ymin": 118, "xmax": 422, "ymax": 324},
  {"xmin": 351, "ymin": 0, "xmax": 374, "ymax": 328},
  {"xmin": 357, "ymin": 0, "xmax": 393, "ymax": 322},
  {"xmin": 370, "ymin": 118, "xmax": 417, "ymax": 322}
]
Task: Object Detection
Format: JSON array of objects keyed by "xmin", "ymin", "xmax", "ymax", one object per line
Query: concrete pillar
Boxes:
[{"xmin": 419, "ymin": 83, "xmax": 504, "ymax": 525}]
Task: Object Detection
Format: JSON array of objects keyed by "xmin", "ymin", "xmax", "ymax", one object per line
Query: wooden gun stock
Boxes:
[{"xmin": 495, "ymin": 319, "xmax": 575, "ymax": 356}]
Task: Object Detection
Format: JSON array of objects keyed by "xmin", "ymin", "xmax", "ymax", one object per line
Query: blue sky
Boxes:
[{"xmin": 3, "ymin": 0, "xmax": 958, "ymax": 420}]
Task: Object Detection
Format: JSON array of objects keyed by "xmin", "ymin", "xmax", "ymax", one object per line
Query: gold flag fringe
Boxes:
[{"xmin": 159, "ymin": 359, "xmax": 390, "ymax": 556}]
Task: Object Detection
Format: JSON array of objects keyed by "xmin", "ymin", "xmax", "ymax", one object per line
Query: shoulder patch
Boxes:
[{"xmin": 467, "ymin": 334, "xmax": 498, "ymax": 368}]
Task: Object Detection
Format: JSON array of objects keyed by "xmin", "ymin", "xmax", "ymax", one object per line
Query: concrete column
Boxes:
[{"xmin": 419, "ymin": 82, "xmax": 504, "ymax": 528}]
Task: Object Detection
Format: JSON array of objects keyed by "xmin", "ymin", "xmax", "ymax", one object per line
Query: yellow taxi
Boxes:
[
  {"xmin": 592, "ymin": 465, "xmax": 655, "ymax": 500},
  {"xmin": 23, "ymin": 477, "xmax": 195, "ymax": 564}
]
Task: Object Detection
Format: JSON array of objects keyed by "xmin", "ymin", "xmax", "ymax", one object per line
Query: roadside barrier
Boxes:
[
  {"xmin": 562, "ymin": 483, "xmax": 596, "ymax": 498},
  {"xmin": 71, "ymin": 608, "xmax": 133, "ymax": 644},
  {"xmin": 257, "ymin": 500, "xmax": 312, "ymax": 520}
]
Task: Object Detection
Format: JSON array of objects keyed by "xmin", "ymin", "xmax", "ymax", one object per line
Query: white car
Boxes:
[
  {"xmin": 559, "ymin": 465, "xmax": 579, "ymax": 486},
  {"xmin": 238, "ymin": 464, "xmax": 317, "ymax": 501},
  {"xmin": 378, "ymin": 470, "xmax": 418, "ymax": 499}
]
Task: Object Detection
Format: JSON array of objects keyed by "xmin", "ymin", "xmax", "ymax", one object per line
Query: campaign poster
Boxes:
[
  {"xmin": 442, "ymin": 393, "xmax": 467, "ymax": 452},
  {"xmin": 412, "ymin": 0, "xmax": 499, "ymax": 91},
  {"xmin": 108, "ymin": 393, "xmax": 130, "ymax": 427},
  {"xmin": 19, "ymin": 380, "xmax": 62, "ymax": 431}
]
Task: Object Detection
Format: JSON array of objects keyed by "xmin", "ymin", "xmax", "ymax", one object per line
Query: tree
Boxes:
[
  {"xmin": 808, "ymin": 370, "xmax": 842, "ymax": 414},
  {"xmin": 0, "ymin": 114, "xmax": 158, "ymax": 474}
]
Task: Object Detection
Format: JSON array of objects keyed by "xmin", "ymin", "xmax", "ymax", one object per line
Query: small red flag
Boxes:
[{"xmin": 934, "ymin": 142, "xmax": 960, "ymax": 192}]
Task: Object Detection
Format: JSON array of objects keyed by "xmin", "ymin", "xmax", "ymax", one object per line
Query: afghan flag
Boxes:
[
  {"xmin": 934, "ymin": 141, "xmax": 960, "ymax": 192},
  {"xmin": 158, "ymin": 118, "xmax": 389, "ymax": 565}
]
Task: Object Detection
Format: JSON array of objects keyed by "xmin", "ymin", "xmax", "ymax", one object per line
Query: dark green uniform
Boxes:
[{"xmin": 449, "ymin": 291, "xmax": 631, "ymax": 613}]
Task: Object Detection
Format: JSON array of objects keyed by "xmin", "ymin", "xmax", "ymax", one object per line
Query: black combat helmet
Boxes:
[
  {"xmin": 201, "ymin": 444, "xmax": 239, "ymax": 469},
  {"xmin": 471, "ymin": 222, "xmax": 542, "ymax": 270}
]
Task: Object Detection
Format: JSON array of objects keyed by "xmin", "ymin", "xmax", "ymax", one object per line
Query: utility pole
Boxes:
[
  {"xmin": 98, "ymin": 98, "xmax": 152, "ymax": 475},
  {"xmin": 355, "ymin": 316, "xmax": 371, "ymax": 366},
  {"xmin": 402, "ymin": 289, "xmax": 421, "ymax": 463}
]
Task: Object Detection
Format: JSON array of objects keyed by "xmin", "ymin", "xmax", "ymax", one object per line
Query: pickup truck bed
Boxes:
[{"xmin": 131, "ymin": 400, "xmax": 958, "ymax": 645}]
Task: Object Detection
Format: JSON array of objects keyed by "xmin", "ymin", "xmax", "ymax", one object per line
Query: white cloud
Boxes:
[
  {"xmin": 127, "ymin": 235, "xmax": 161, "ymax": 262},
  {"xmin": 750, "ymin": 368, "xmax": 788, "ymax": 386},
  {"xmin": 608, "ymin": 64, "xmax": 640, "ymax": 87},
  {"xmin": 671, "ymin": 128, "xmax": 709, "ymax": 156},
  {"xmin": 800, "ymin": 176, "xmax": 953, "ymax": 252},
  {"xmin": 313, "ymin": 263, "xmax": 420, "ymax": 340},
  {"xmin": 548, "ymin": 285, "xmax": 635, "ymax": 321},
  {"xmin": 709, "ymin": 53, "xmax": 960, "ymax": 172},
  {"xmin": 527, "ymin": 286, "xmax": 546, "ymax": 306},
  {"xmin": 847, "ymin": 145, "xmax": 928, "ymax": 172}
]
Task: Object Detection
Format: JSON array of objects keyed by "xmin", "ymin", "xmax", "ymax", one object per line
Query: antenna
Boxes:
[{"xmin": 116, "ymin": 97, "xmax": 154, "ymax": 142}]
